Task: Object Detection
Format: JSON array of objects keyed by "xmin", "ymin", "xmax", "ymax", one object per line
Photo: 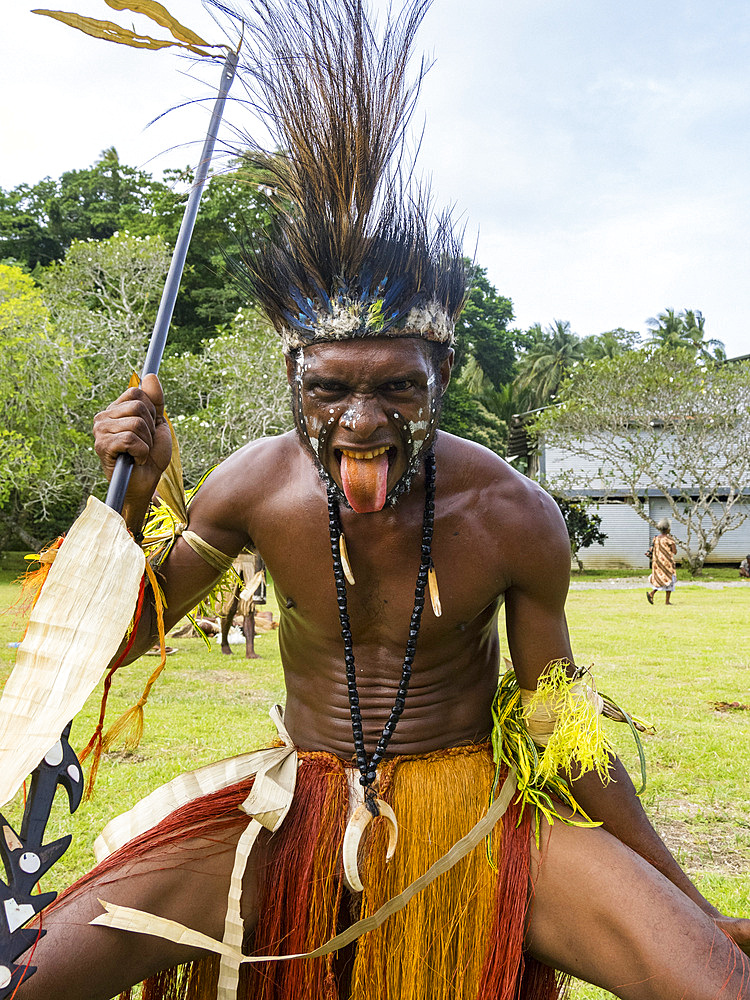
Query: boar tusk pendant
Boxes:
[
  {"xmin": 339, "ymin": 533, "xmax": 355, "ymax": 585},
  {"xmin": 428, "ymin": 563, "xmax": 441, "ymax": 617},
  {"xmin": 342, "ymin": 798, "xmax": 398, "ymax": 893}
]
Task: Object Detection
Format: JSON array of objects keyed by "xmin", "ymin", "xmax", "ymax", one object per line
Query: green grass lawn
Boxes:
[
  {"xmin": 572, "ymin": 564, "xmax": 745, "ymax": 583},
  {"xmin": 1, "ymin": 569, "xmax": 748, "ymax": 999}
]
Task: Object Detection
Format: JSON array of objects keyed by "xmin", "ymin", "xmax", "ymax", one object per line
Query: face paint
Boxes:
[{"xmin": 291, "ymin": 339, "xmax": 444, "ymax": 510}]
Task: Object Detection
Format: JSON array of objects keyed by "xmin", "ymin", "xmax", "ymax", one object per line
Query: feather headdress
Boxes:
[{"xmin": 214, "ymin": 0, "xmax": 468, "ymax": 350}]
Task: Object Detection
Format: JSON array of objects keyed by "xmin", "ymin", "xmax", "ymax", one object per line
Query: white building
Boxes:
[{"xmin": 507, "ymin": 415, "xmax": 750, "ymax": 570}]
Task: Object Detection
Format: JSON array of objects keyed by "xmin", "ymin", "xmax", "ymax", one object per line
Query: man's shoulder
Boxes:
[
  {"xmin": 184, "ymin": 432, "xmax": 310, "ymax": 545},
  {"xmin": 436, "ymin": 431, "xmax": 568, "ymax": 561},
  {"xmin": 192, "ymin": 432, "xmax": 304, "ymax": 507},
  {"xmin": 216, "ymin": 431, "xmax": 300, "ymax": 477},
  {"xmin": 437, "ymin": 432, "xmax": 557, "ymax": 509}
]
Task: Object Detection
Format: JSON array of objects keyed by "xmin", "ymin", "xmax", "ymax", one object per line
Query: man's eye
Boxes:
[
  {"xmin": 383, "ymin": 380, "xmax": 413, "ymax": 392},
  {"xmin": 307, "ymin": 381, "xmax": 346, "ymax": 396}
]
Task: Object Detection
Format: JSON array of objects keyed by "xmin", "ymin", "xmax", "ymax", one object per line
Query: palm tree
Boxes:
[
  {"xmin": 646, "ymin": 308, "xmax": 725, "ymax": 361},
  {"xmin": 681, "ymin": 310, "xmax": 725, "ymax": 361},
  {"xmin": 646, "ymin": 308, "xmax": 688, "ymax": 349},
  {"xmin": 515, "ymin": 319, "xmax": 583, "ymax": 407},
  {"xmin": 481, "ymin": 379, "xmax": 534, "ymax": 424}
]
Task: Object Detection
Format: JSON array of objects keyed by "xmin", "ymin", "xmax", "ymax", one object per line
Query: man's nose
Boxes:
[{"xmin": 340, "ymin": 396, "xmax": 388, "ymax": 437}]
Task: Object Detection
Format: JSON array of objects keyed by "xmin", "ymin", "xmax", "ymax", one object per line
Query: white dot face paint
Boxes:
[{"xmin": 341, "ymin": 406, "xmax": 361, "ymax": 430}]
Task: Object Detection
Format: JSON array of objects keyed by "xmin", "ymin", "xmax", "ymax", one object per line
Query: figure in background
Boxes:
[
  {"xmin": 739, "ymin": 554, "xmax": 750, "ymax": 579},
  {"xmin": 647, "ymin": 519, "xmax": 678, "ymax": 605},
  {"xmin": 220, "ymin": 549, "xmax": 266, "ymax": 658}
]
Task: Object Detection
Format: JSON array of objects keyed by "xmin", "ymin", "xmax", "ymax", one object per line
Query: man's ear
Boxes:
[{"xmin": 439, "ymin": 348, "xmax": 454, "ymax": 394}]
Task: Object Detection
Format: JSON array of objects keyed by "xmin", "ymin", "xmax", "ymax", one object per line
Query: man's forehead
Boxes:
[{"xmin": 298, "ymin": 337, "xmax": 432, "ymax": 373}]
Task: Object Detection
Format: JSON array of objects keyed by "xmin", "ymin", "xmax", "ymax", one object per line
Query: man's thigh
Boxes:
[
  {"xmin": 526, "ymin": 817, "xmax": 749, "ymax": 1000},
  {"xmin": 18, "ymin": 815, "xmax": 264, "ymax": 1000}
]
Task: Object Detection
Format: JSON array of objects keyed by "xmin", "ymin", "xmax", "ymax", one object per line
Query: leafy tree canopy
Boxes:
[
  {"xmin": 40, "ymin": 231, "xmax": 171, "ymax": 421},
  {"xmin": 515, "ymin": 319, "xmax": 583, "ymax": 409},
  {"xmin": 581, "ymin": 327, "xmax": 640, "ymax": 361},
  {"xmin": 0, "ymin": 148, "xmax": 155, "ymax": 269},
  {"xmin": 535, "ymin": 348, "xmax": 750, "ymax": 573},
  {"xmin": 0, "ymin": 264, "xmax": 86, "ymax": 546},
  {"xmin": 440, "ymin": 264, "xmax": 515, "ymax": 453},
  {"xmin": 452, "ymin": 264, "xmax": 515, "ymax": 387},
  {"xmin": 133, "ymin": 157, "xmax": 280, "ymax": 352},
  {"xmin": 0, "ymin": 150, "xmax": 280, "ymax": 353},
  {"xmin": 159, "ymin": 308, "xmax": 293, "ymax": 484}
]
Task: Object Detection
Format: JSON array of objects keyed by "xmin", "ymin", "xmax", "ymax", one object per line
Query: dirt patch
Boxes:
[
  {"xmin": 652, "ymin": 798, "xmax": 750, "ymax": 875},
  {"xmin": 105, "ymin": 750, "xmax": 148, "ymax": 764}
]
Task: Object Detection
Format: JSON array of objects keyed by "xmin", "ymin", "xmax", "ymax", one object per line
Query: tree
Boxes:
[
  {"xmin": 138, "ymin": 158, "xmax": 281, "ymax": 353},
  {"xmin": 0, "ymin": 151, "xmax": 281, "ymax": 354},
  {"xmin": 515, "ymin": 319, "xmax": 583, "ymax": 408},
  {"xmin": 581, "ymin": 328, "xmax": 640, "ymax": 362},
  {"xmin": 159, "ymin": 308, "xmax": 293, "ymax": 483},
  {"xmin": 551, "ymin": 495, "xmax": 607, "ymax": 572},
  {"xmin": 440, "ymin": 264, "xmax": 515, "ymax": 453},
  {"xmin": 535, "ymin": 349, "xmax": 750, "ymax": 574},
  {"xmin": 646, "ymin": 308, "xmax": 725, "ymax": 361},
  {"xmin": 0, "ymin": 264, "xmax": 85, "ymax": 546},
  {"xmin": 451, "ymin": 265, "xmax": 515, "ymax": 386},
  {"xmin": 41, "ymin": 231, "xmax": 171, "ymax": 404},
  {"xmin": 0, "ymin": 148, "xmax": 156, "ymax": 269},
  {"xmin": 439, "ymin": 378, "xmax": 509, "ymax": 456}
]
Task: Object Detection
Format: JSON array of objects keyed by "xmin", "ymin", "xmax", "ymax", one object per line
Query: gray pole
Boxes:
[{"xmin": 105, "ymin": 46, "xmax": 239, "ymax": 513}]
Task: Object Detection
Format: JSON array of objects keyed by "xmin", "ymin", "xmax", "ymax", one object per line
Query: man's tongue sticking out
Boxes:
[{"xmin": 340, "ymin": 450, "xmax": 389, "ymax": 513}]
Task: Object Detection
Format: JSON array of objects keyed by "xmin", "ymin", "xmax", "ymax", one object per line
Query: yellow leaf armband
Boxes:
[
  {"xmin": 488, "ymin": 660, "xmax": 653, "ymax": 849},
  {"xmin": 520, "ymin": 660, "xmax": 610, "ymax": 786}
]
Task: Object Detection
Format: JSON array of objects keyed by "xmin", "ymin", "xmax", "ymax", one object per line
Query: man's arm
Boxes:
[
  {"xmin": 503, "ymin": 486, "xmax": 725, "ymax": 920},
  {"xmin": 93, "ymin": 375, "xmax": 250, "ymax": 661}
]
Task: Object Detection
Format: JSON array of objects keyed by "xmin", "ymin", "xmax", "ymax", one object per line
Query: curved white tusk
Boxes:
[
  {"xmin": 428, "ymin": 564, "xmax": 442, "ymax": 617},
  {"xmin": 342, "ymin": 798, "xmax": 399, "ymax": 893},
  {"xmin": 339, "ymin": 533, "xmax": 355, "ymax": 585}
]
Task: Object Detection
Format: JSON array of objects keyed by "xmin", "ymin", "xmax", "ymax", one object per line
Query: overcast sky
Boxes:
[{"xmin": 2, "ymin": 0, "xmax": 749, "ymax": 357}]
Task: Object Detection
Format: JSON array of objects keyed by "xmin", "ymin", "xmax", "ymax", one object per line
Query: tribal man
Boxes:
[{"xmin": 18, "ymin": 0, "xmax": 750, "ymax": 997}]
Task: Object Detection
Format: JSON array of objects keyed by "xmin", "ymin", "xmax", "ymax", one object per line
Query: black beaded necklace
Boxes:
[{"xmin": 326, "ymin": 450, "xmax": 436, "ymax": 802}]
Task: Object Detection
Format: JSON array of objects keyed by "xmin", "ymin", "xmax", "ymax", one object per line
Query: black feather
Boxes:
[{"xmin": 211, "ymin": 0, "xmax": 469, "ymax": 347}]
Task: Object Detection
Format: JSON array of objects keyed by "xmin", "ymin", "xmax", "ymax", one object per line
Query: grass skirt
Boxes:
[{"xmin": 82, "ymin": 744, "xmax": 564, "ymax": 1000}]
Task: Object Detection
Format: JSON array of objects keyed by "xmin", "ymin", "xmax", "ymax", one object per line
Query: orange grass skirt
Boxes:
[{"xmin": 100, "ymin": 744, "xmax": 564, "ymax": 1000}]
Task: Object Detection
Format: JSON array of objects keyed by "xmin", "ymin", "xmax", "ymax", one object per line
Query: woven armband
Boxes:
[{"xmin": 179, "ymin": 528, "xmax": 236, "ymax": 574}]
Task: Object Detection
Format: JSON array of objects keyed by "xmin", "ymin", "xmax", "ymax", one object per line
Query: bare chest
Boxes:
[{"xmin": 252, "ymin": 497, "xmax": 507, "ymax": 650}]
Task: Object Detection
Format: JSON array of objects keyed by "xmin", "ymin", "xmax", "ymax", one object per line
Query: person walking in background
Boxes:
[
  {"xmin": 739, "ymin": 555, "xmax": 750, "ymax": 579},
  {"xmin": 647, "ymin": 519, "xmax": 678, "ymax": 605}
]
